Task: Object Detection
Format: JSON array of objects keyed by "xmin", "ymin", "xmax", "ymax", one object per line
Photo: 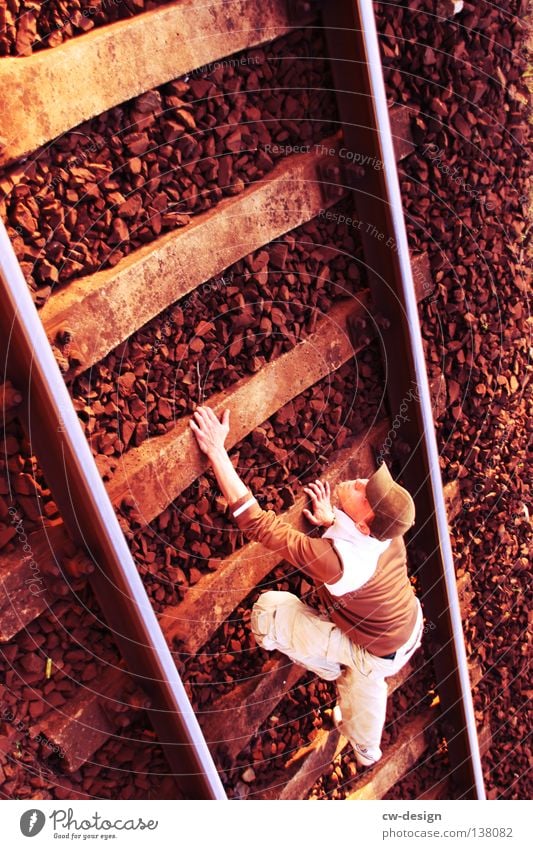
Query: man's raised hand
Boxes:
[
  {"xmin": 190, "ymin": 406, "xmax": 230, "ymax": 458},
  {"xmin": 302, "ymin": 479, "xmax": 335, "ymax": 527}
]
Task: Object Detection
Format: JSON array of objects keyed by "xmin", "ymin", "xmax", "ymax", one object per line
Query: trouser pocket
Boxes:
[
  {"xmin": 250, "ymin": 606, "xmax": 278, "ymax": 650},
  {"xmin": 290, "ymin": 609, "xmax": 336, "ymax": 658}
]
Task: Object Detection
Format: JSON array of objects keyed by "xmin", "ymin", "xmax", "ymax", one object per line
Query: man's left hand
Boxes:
[{"xmin": 303, "ymin": 479, "xmax": 335, "ymax": 527}]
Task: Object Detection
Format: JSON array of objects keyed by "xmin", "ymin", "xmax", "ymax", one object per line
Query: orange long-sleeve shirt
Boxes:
[
  {"xmin": 229, "ymin": 490, "xmax": 418, "ymax": 655},
  {"xmin": 230, "ymin": 490, "xmax": 343, "ymax": 584}
]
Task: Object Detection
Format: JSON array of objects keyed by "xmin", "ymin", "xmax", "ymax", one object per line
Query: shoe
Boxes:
[
  {"xmin": 322, "ymin": 704, "xmax": 343, "ymax": 731},
  {"xmin": 332, "ymin": 705, "xmax": 343, "ymax": 727},
  {"xmin": 331, "ymin": 706, "xmax": 378, "ymax": 768},
  {"xmin": 353, "ymin": 742, "xmax": 378, "ymax": 768}
]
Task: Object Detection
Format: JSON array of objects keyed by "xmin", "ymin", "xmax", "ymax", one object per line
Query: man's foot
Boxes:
[
  {"xmin": 353, "ymin": 742, "xmax": 378, "ymax": 768},
  {"xmin": 322, "ymin": 705, "xmax": 342, "ymax": 731},
  {"xmin": 329, "ymin": 706, "xmax": 378, "ymax": 768},
  {"xmin": 332, "ymin": 705, "xmax": 343, "ymax": 728}
]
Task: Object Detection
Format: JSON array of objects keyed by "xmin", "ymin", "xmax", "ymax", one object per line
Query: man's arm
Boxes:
[
  {"xmin": 189, "ymin": 406, "xmax": 343, "ymax": 584},
  {"xmin": 189, "ymin": 406, "xmax": 248, "ymax": 503},
  {"xmin": 229, "ymin": 495, "xmax": 343, "ymax": 584}
]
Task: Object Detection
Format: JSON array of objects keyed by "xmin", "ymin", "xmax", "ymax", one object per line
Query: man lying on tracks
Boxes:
[{"xmin": 190, "ymin": 405, "xmax": 423, "ymax": 769}]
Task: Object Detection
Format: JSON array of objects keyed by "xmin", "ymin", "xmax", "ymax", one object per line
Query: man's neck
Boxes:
[{"xmin": 323, "ymin": 507, "xmax": 391, "ymax": 550}]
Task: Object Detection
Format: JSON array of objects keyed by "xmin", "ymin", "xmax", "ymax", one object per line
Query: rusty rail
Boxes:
[
  {"xmin": 0, "ymin": 218, "xmax": 226, "ymax": 800},
  {"xmin": 0, "ymin": 0, "xmax": 487, "ymax": 801},
  {"xmin": 321, "ymin": 0, "xmax": 485, "ymax": 799}
]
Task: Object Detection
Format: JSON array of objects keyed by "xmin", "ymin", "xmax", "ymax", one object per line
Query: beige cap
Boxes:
[{"xmin": 366, "ymin": 462, "xmax": 416, "ymax": 540}]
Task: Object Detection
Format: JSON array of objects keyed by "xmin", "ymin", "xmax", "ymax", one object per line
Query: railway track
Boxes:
[{"xmin": 0, "ymin": 0, "xmax": 487, "ymax": 800}]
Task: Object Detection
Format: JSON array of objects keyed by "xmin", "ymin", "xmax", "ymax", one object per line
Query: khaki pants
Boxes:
[{"xmin": 251, "ymin": 590, "xmax": 423, "ymax": 765}]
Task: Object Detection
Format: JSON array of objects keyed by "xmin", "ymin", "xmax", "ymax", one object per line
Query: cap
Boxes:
[{"xmin": 365, "ymin": 463, "xmax": 415, "ymax": 540}]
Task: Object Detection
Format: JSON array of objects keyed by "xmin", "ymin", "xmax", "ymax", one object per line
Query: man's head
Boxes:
[{"xmin": 335, "ymin": 463, "xmax": 415, "ymax": 540}]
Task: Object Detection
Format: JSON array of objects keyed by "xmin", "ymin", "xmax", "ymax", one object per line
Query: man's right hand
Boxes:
[
  {"xmin": 303, "ymin": 479, "xmax": 335, "ymax": 527},
  {"xmin": 190, "ymin": 405, "xmax": 230, "ymax": 459}
]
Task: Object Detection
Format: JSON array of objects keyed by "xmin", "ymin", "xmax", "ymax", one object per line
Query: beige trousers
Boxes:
[{"xmin": 251, "ymin": 590, "xmax": 423, "ymax": 765}]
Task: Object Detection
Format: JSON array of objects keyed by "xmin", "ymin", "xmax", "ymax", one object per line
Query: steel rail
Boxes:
[
  {"xmin": 0, "ymin": 218, "xmax": 226, "ymax": 800},
  {"xmin": 321, "ymin": 0, "xmax": 485, "ymax": 798}
]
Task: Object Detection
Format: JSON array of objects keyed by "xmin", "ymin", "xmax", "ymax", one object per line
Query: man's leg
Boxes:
[
  {"xmin": 335, "ymin": 657, "xmax": 389, "ymax": 766},
  {"xmin": 251, "ymin": 590, "xmax": 350, "ymax": 681},
  {"xmin": 335, "ymin": 606, "xmax": 424, "ymax": 767}
]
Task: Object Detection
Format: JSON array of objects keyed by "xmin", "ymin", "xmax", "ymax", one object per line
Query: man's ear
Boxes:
[{"xmin": 357, "ymin": 520, "xmax": 372, "ymax": 536}]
